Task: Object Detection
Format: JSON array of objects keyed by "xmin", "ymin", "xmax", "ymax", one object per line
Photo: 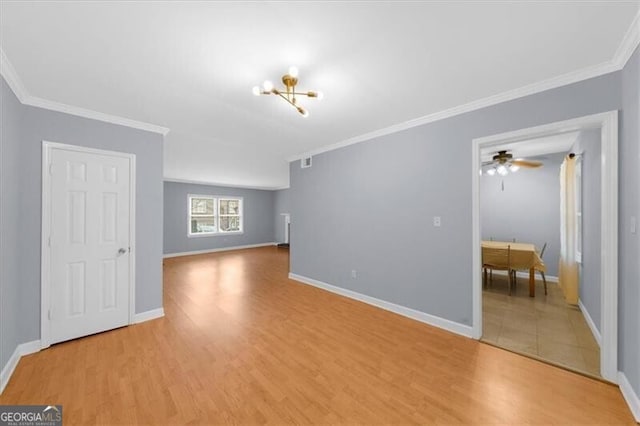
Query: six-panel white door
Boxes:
[{"xmin": 49, "ymin": 147, "xmax": 131, "ymax": 344}]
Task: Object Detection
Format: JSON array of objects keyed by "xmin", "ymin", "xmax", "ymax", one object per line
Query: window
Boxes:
[{"xmin": 188, "ymin": 195, "xmax": 243, "ymax": 236}]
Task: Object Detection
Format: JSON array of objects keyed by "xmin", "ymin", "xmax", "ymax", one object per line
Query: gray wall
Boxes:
[
  {"xmin": 289, "ymin": 70, "xmax": 621, "ymax": 327},
  {"xmin": 620, "ymin": 46, "xmax": 640, "ymax": 396},
  {"xmin": 274, "ymin": 189, "xmax": 291, "ymax": 243},
  {"xmin": 572, "ymin": 130, "xmax": 602, "ymax": 332},
  {"xmin": 480, "ymin": 153, "xmax": 563, "ymax": 277},
  {"xmin": 289, "ymin": 47, "xmax": 640, "ymax": 396},
  {"xmin": 1, "ymin": 77, "xmax": 25, "ymax": 371},
  {"xmin": 163, "ymin": 181, "xmax": 275, "ymax": 254},
  {"xmin": 0, "ymin": 75, "xmax": 164, "ymax": 372}
]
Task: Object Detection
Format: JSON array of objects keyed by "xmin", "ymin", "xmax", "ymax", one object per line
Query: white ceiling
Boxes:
[{"xmin": 1, "ymin": 1, "xmax": 638, "ymax": 189}]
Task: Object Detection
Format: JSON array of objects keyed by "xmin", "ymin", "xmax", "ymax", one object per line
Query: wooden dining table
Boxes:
[{"xmin": 482, "ymin": 241, "xmax": 546, "ymax": 297}]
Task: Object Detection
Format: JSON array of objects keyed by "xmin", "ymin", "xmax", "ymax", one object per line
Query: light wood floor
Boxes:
[
  {"xmin": 0, "ymin": 247, "xmax": 635, "ymax": 424},
  {"xmin": 482, "ymin": 273, "xmax": 600, "ymax": 377}
]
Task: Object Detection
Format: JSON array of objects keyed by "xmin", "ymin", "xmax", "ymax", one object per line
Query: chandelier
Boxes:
[{"xmin": 253, "ymin": 66, "xmax": 323, "ymax": 117}]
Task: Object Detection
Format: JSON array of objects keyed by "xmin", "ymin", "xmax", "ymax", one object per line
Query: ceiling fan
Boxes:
[{"xmin": 482, "ymin": 150, "xmax": 543, "ymax": 176}]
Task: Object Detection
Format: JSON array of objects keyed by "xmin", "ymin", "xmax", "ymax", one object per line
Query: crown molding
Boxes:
[
  {"xmin": 288, "ymin": 9, "xmax": 640, "ymax": 162},
  {"xmin": 23, "ymin": 96, "xmax": 170, "ymax": 135},
  {"xmin": 0, "ymin": 48, "xmax": 28, "ymax": 103},
  {"xmin": 0, "ymin": 48, "xmax": 169, "ymax": 136},
  {"xmin": 163, "ymin": 177, "xmax": 287, "ymax": 191},
  {"xmin": 613, "ymin": 9, "xmax": 640, "ymax": 69}
]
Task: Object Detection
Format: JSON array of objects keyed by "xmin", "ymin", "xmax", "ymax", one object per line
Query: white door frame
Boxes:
[
  {"xmin": 41, "ymin": 141, "xmax": 136, "ymax": 349},
  {"xmin": 471, "ymin": 111, "xmax": 618, "ymax": 382}
]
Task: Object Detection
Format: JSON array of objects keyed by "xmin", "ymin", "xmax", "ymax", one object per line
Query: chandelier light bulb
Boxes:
[
  {"xmin": 486, "ymin": 168, "xmax": 496, "ymax": 176},
  {"xmin": 509, "ymin": 164, "xmax": 520, "ymax": 172},
  {"xmin": 497, "ymin": 165, "xmax": 508, "ymax": 176},
  {"xmin": 254, "ymin": 67, "xmax": 320, "ymax": 117},
  {"xmin": 316, "ymin": 91, "xmax": 324, "ymax": 100}
]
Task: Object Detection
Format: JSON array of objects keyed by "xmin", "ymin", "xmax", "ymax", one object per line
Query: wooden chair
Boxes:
[
  {"xmin": 482, "ymin": 245, "xmax": 514, "ymax": 295},
  {"xmin": 537, "ymin": 243, "xmax": 548, "ymax": 295},
  {"xmin": 509, "ymin": 242, "xmax": 548, "ymax": 296}
]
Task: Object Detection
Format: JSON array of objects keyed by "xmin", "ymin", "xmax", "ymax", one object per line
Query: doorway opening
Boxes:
[{"xmin": 471, "ymin": 111, "xmax": 618, "ymax": 383}]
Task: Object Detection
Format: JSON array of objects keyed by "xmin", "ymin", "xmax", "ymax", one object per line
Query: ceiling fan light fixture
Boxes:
[
  {"xmin": 253, "ymin": 66, "xmax": 322, "ymax": 116},
  {"xmin": 483, "ymin": 150, "xmax": 543, "ymax": 177}
]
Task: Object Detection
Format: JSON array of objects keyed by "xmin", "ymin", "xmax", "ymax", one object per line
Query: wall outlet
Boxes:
[
  {"xmin": 351, "ymin": 270, "xmax": 357, "ymax": 279},
  {"xmin": 433, "ymin": 216, "xmax": 441, "ymax": 227}
]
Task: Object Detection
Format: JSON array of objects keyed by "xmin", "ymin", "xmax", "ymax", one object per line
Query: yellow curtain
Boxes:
[{"xmin": 559, "ymin": 156, "xmax": 579, "ymax": 304}]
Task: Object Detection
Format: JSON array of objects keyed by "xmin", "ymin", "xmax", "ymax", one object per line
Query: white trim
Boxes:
[
  {"xmin": 163, "ymin": 242, "xmax": 277, "ymax": 259},
  {"xmin": 0, "ymin": 48, "xmax": 168, "ymax": 136},
  {"xmin": 288, "ymin": 273, "xmax": 473, "ymax": 338},
  {"xmin": 599, "ymin": 111, "xmax": 619, "ymax": 383},
  {"xmin": 613, "ymin": 11, "xmax": 640, "ymax": 69},
  {"xmin": 25, "ymin": 97, "xmax": 169, "ymax": 135},
  {"xmin": 471, "ymin": 111, "xmax": 619, "ymax": 383},
  {"xmin": 129, "ymin": 155, "xmax": 137, "ymax": 326},
  {"xmin": 618, "ymin": 372, "xmax": 640, "ymax": 422},
  {"xmin": 187, "ymin": 231, "xmax": 244, "ymax": 238},
  {"xmin": 0, "ymin": 340, "xmax": 41, "ymax": 395},
  {"xmin": 578, "ymin": 299, "xmax": 602, "ymax": 348},
  {"xmin": 164, "ymin": 177, "xmax": 287, "ymax": 191},
  {"xmin": 133, "ymin": 308, "xmax": 165, "ymax": 324},
  {"xmin": 0, "ymin": 48, "xmax": 28, "ymax": 102},
  {"xmin": 41, "ymin": 141, "xmax": 137, "ymax": 348},
  {"xmin": 287, "ymin": 10, "xmax": 640, "ymax": 164}
]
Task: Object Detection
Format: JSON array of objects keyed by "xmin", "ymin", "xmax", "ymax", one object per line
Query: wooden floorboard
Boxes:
[{"xmin": 0, "ymin": 246, "xmax": 635, "ymax": 424}]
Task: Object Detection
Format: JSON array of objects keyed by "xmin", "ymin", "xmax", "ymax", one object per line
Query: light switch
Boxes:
[
  {"xmin": 433, "ymin": 216, "xmax": 441, "ymax": 227},
  {"xmin": 631, "ymin": 216, "xmax": 637, "ymax": 234}
]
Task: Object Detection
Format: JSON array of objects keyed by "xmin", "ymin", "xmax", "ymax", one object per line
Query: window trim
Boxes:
[{"xmin": 187, "ymin": 194, "xmax": 244, "ymax": 237}]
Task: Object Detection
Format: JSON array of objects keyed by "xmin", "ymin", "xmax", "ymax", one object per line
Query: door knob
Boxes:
[{"xmin": 118, "ymin": 248, "xmax": 127, "ymax": 256}]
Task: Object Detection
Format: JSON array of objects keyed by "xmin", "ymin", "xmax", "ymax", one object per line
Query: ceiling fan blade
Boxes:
[
  {"xmin": 512, "ymin": 159, "xmax": 543, "ymax": 168},
  {"xmin": 481, "ymin": 161, "xmax": 494, "ymax": 166}
]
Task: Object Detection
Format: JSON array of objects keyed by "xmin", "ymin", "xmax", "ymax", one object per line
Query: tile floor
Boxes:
[{"xmin": 481, "ymin": 272, "xmax": 601, "ymax": 378}]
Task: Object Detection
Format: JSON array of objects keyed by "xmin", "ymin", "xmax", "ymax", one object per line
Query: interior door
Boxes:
[{"xmin": 48, "ymin": 147, "xmax": 131, "ymax": 344}]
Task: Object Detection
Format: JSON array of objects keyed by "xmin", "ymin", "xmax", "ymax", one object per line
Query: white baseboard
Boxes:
[
  {"xmin": 133, "ymin": 308, "xmax": 165, "ymax": 324},
  {"xmin": 490, "ymin": 269, "xmax": 559, "ymax": 283},
  {"xmin": 163, "ymin": 242, "xmax": 277, "ymax": 259},
  {"xmin": 578, "ymin": 299, "xmax": 602, "ymax": 347},
  {"xmin": 618, "ymin": 372, "xmax": 640, "ymax": 422},
  {"xmin": 288, "ymin": 273, "xmax": 473, "ymax": 338},
  {"xmin": 1, "ymin": 340, "xmax": 41, "ymax": 394}
]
